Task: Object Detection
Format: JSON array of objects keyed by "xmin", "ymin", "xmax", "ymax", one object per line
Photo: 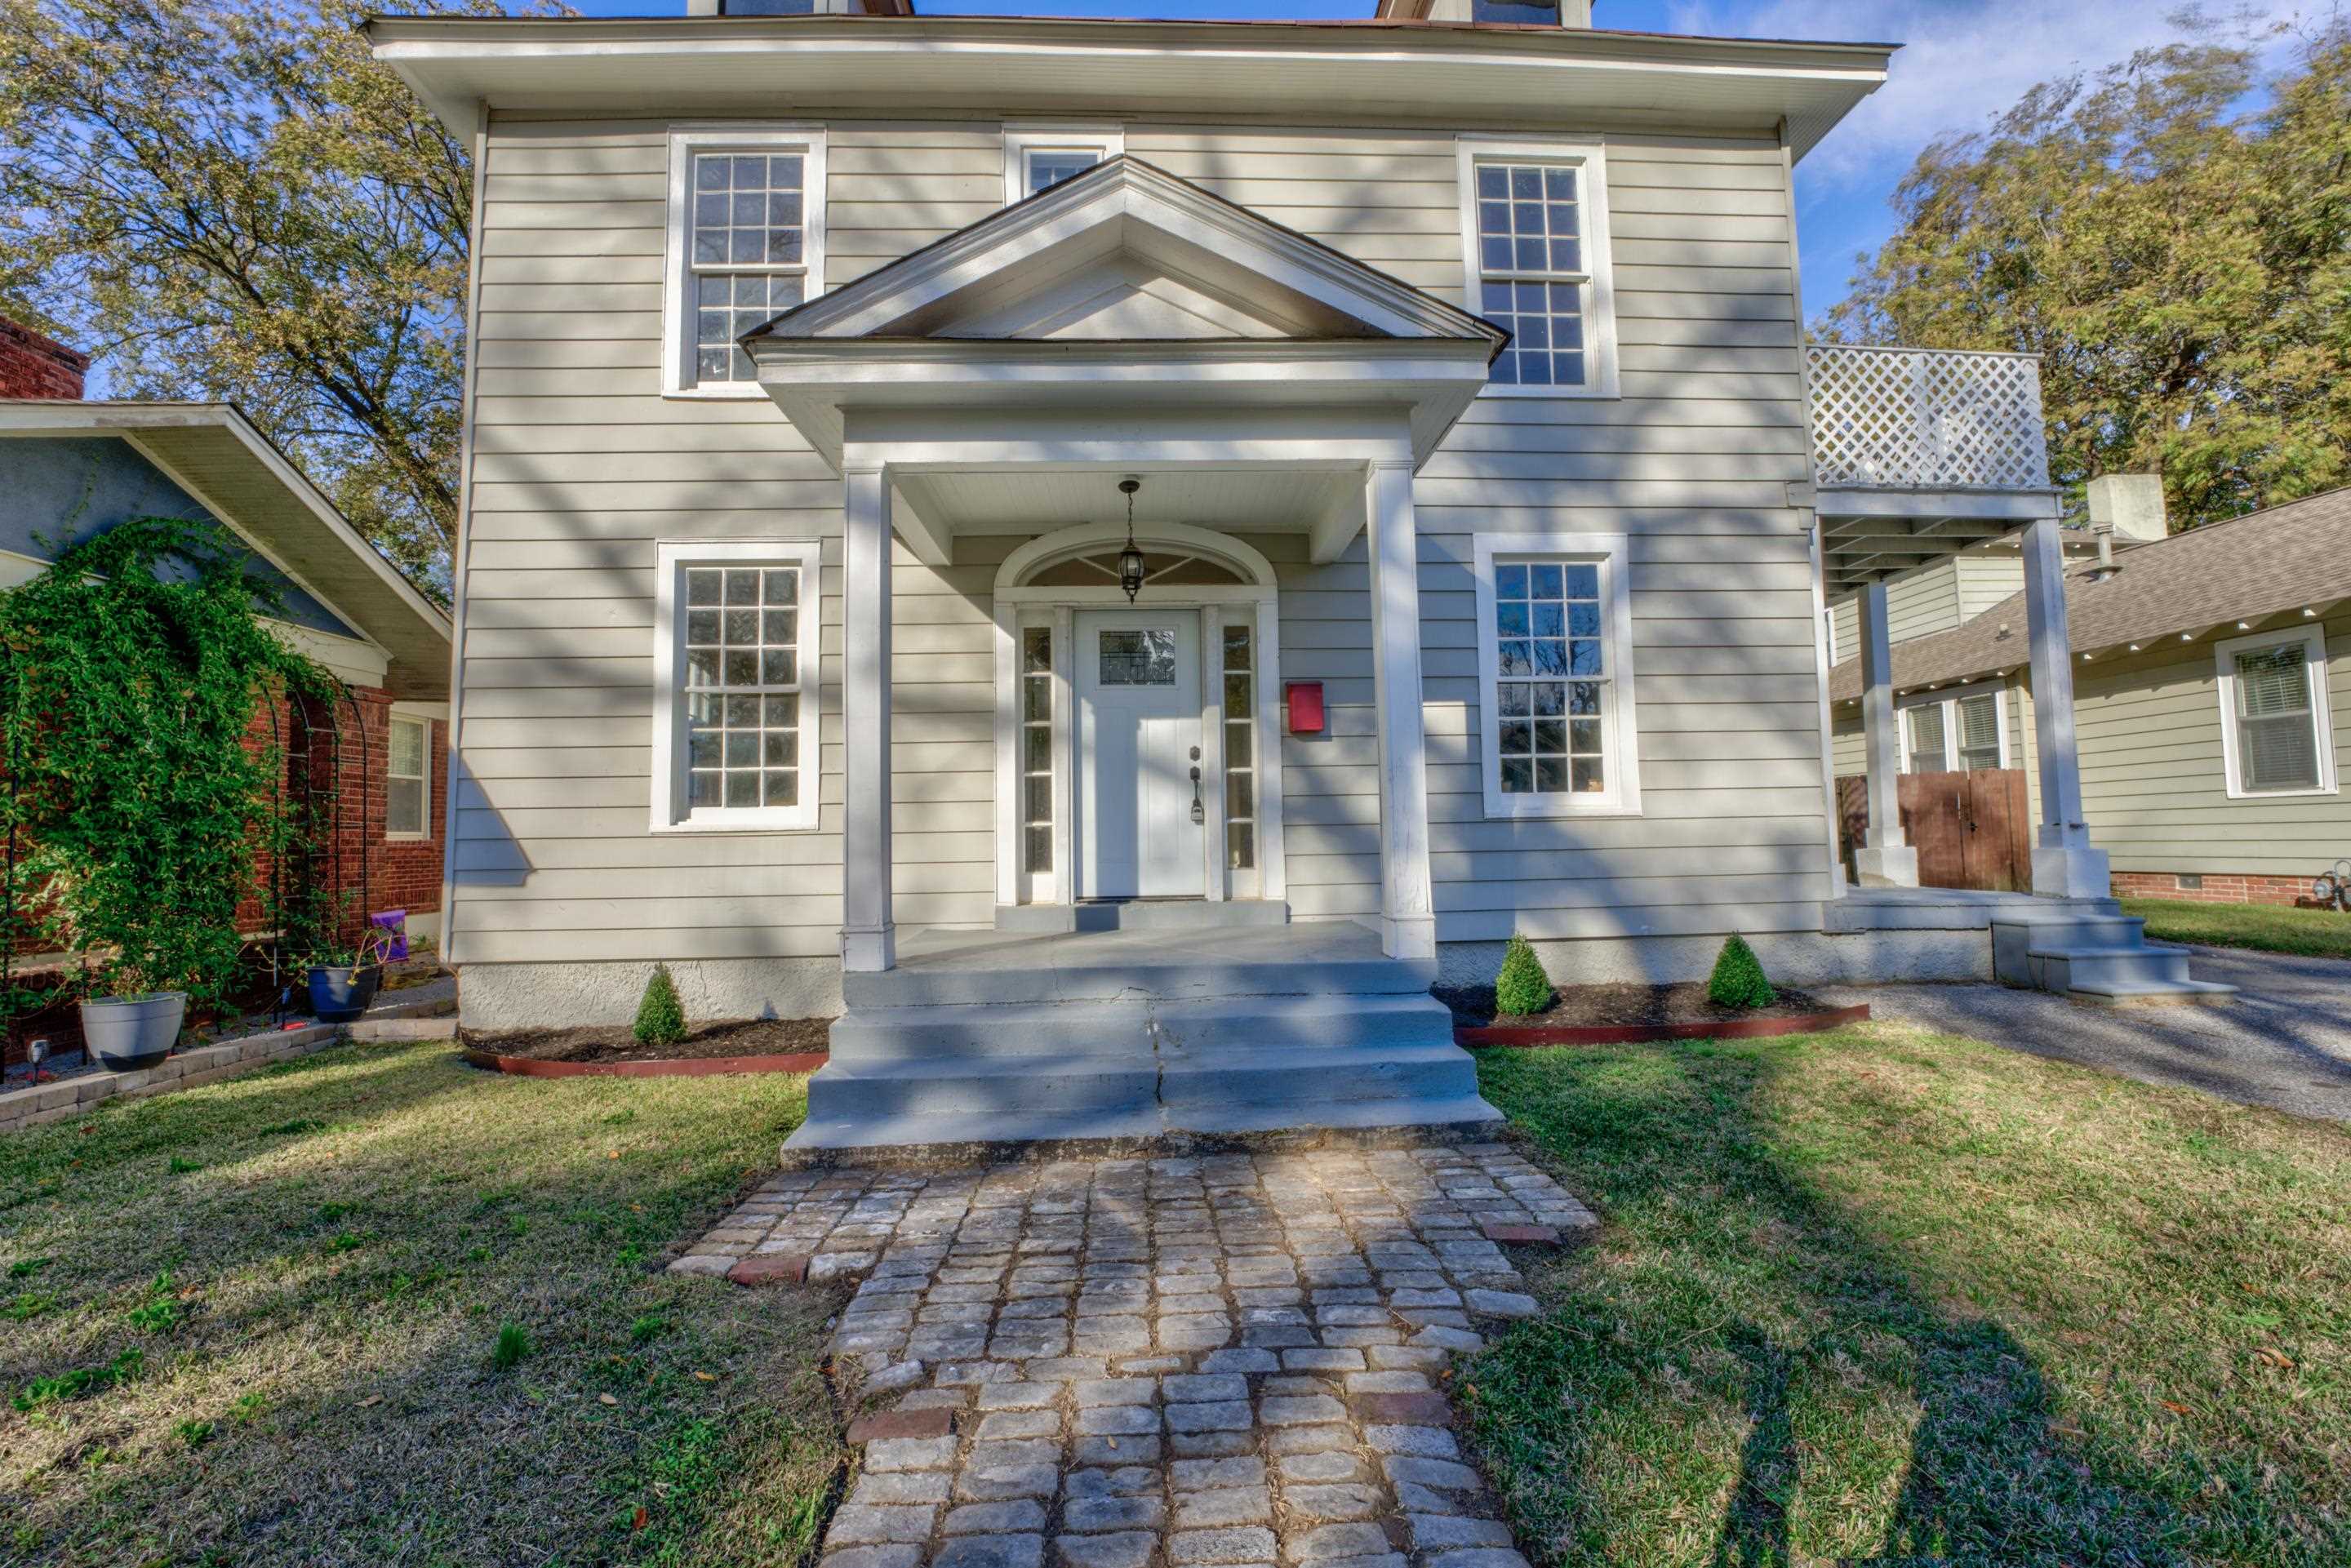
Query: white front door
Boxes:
[{"xmin": 1078, "ymin": 611, "xmax": 1204, "ymax": 898}]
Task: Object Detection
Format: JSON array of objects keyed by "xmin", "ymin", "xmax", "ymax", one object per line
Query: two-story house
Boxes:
[{"xmin": 368, "ymin": 1, "xmax": 2196, "ymax": 1153}]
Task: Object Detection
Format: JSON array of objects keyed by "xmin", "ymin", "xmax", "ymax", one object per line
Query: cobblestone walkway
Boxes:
[{"xmin": 673, "ymin": 1146, "xmax": 1595, "ymax": 1568}]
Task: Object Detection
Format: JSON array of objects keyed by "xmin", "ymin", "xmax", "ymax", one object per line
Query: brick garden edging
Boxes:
[
  {"xmin": 0, "ymin": 1023, "xmax": 345, "ymax": 1133},
  {"xmin": 460, "ymin": 1047, "xmax": 829, "ymax": 1079},
  {"xmin": 1455, "ymin": 1002, "xmax": 1869, "ymax": 1049}
]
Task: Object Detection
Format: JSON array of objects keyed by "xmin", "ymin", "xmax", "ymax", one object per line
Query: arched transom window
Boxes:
[{"xmin": 1021, "ymin": 549, "xmax": 1251, "ymax": 590}]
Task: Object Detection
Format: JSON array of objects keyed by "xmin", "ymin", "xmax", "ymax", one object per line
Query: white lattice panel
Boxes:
[{"xmin": 1807, "ymin": 344, "xmax": 2050, "ymax": 491}]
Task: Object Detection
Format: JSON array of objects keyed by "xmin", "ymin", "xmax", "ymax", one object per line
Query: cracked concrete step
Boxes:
[
  {"xmin": 1158, "ymin": 1042, "xmax": 1492, "ymax": 1117},
  {"xmin": 826, "ymin": 994, "xmax": 1455, "ymax": 1064},
  {"xmin": 846, "ymin": 926, "xmax": 1438, "ymax": 1009},
  {"xmin": 784, "ymin": 1104, "xmax": 1167, "ymax": 1153},
  {"xmin": 804, "ymin": 1050, "xmax": 1161, "ymax": 1118}
]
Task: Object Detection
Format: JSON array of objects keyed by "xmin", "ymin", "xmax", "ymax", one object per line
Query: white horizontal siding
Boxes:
[{"xmin": 455, "ymin": 113, "xmax": 1832, "ymax": 963}]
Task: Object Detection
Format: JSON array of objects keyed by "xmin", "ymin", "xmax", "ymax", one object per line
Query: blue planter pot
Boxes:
[{"xmin": 307, "ymin": 966, "xmax": 382, "ymax": 1024}]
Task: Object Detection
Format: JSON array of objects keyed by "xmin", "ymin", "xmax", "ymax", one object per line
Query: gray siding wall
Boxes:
[{"xmin": 451, "ymin": 113, "xmax": 1832, "ymax": 964}]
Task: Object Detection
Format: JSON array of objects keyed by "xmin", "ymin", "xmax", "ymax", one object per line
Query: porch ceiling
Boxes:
[
  {"xmin": 899, "ymin": 468, "xmax": 1350, "ymax": 548},
  {"xmin": 1816, "ymin": 490, "xmax": 2060, "ymax": 597}
]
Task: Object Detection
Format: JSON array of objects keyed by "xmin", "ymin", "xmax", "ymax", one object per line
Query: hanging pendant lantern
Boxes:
[{"xmin": 1116, "ymin": 477, "xmax": 1146, "ymax": 602}]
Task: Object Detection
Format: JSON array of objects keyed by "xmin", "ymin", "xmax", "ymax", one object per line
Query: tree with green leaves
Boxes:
[
  {"xmin": 1824, "ymin": 18, "xmax": 2351, "ymax": 531},
  {"xmin": 0, "ymin": 0, "xmax": 552, "ymax": 593}
]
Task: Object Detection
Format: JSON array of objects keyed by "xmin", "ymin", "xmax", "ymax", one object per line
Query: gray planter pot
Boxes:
[
  {"xmin": 80, "ymin": 993, "xmax": 189, "ymax": 1071},
  {"xmin": 308, "ymin": 966, "xmax": 382, "ymax": 1024}
]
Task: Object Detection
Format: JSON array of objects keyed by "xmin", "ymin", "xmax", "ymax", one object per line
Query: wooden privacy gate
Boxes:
[{"xmin": 1837, "ymin": 769, "xmax": 2032, "ymax": 892}]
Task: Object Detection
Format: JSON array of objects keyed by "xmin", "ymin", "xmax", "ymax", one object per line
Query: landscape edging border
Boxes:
[
  {"xmin": 461, "ymin": 1047, "xmax": 829, "ymax": 1079},
  {"xmin": 1455, "ymin": 1002, "xmax": 1870, "ymax": 1048}
]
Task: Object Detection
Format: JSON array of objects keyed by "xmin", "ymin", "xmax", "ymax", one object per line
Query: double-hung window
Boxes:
[
  {"xmin": 2216, "ymin": 626, "xmax": 2336, "ymax": 797},
  {"xmin": 386, "ymin": 715, "xmax": 431, "ymax": 840},
  {"xmin": 1898, "ymin": 684, "xmax": 2010, "ymax": 773},
  {"xmin": 651, "ymin": 540, "xmax": 822, "ymax": 832},
  {"xmin": 1457, "ymin": 138, "xmax": 1619, "ymax": 397},
  {"xmin": 1002, "ymin": 125, "xmax": 1122, "ymax": 205},
  {"xmin": 1473, "ymin": 532, "xmax": 1640, "ymax": 817},
  {"xmin": 664, "ymin": 127, "xmax": 826, "ymax": 397}
]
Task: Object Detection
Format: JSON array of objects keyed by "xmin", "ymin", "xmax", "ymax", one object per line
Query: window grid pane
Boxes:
[
  {"xmin": 1022, "ymin": 625, "xmax": 1054, "ymax": 873},
  {"xmin": 1222, "ymin": 621, "xmax": 1255, "ymax": 870},
  {"xmin": 1027, "ymin": 149, "xmax": 1101, "ymax": 194},
  {"xmin": 1956, "ymin": 694, "xmax": 2002, "ymax": 771},
  {"xmin": 1903, "ymin": 704, "xmax": 1949, "ymax": 772},
  {"xmin": 690, "ymin": 150, "xmax": 808, "ymax": 384},
  {"xmin": 1476, "ymin": 160, "xmax": 1589, "ymax": 389},
  {"xmin": 387, "ymin": 717, "xmax": 428, "ymax": 836},
  {"xmin": 2235, "ymin": 645, "xmax": 2319, "ymax": 791},
  {"xmin": 1494, "ymin": 558, "xmax": 1605, "ymax": 796},
  {"xmin": 682, "ymin": 563, "xmax": 802, "ymax": 813}
]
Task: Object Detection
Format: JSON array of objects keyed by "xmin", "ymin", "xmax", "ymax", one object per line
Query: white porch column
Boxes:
[
  {"xmin": 2021, "ymin": 515, "xmax": 2110, "ymax": 898},
  {"xmin": 1853, "ymin": 580, "xmax": 1918, "ymax": 887},
  {"xmin": 841, "ymin": 463, "xmax": 896, "ymax": 971},
  {"xmin": 1365, "ymin": 460, "xmax": 1436, "ymax": 958}
]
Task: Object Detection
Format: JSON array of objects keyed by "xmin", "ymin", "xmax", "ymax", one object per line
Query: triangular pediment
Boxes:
[{"xmin": 747, "ymin": 156, "xmax": 1504, "ymax": 351}]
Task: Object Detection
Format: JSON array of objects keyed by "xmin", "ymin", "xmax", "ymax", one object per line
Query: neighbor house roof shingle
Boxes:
[{"xmin": 1828, "ymin": 486, "xmax": 2351, "ymax": 703}]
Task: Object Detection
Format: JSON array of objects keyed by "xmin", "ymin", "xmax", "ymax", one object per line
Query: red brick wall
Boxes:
[
  {"xmin": 0, "ymin": 318, "xmax": 88, "ymax": 401},
  {"xmin": 2113, "ymin": 870, "xmax": 2328, "ymax": 907}
]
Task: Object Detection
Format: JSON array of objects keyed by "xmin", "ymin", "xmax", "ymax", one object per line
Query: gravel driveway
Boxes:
[{"xmin": 1819, "ymin": 945, "xmax": 2351, "ymax": 1122}]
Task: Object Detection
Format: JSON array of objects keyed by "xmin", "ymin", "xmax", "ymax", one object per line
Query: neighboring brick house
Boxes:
[{"xmin": 1, "ymin": 318, "xmax": 451, "ymax": 1055}]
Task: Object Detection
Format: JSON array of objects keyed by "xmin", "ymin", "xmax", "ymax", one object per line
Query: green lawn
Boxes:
[
  {"xmin": 2122, "ymin": 896, "xmax": 2351, "ymax": 960},
  {"xmin": 1464, "ymin": 1028, "xmax": 2351, "ymax": 1568},
  {"xmin": 0, "ymin": 1042, "xmax": 839, "ymax": 1567}
]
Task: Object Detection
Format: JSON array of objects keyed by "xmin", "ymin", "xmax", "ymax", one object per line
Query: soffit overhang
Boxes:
[{"xmin": 363, "ymin": 15, "xmax": 1891, "ymax": 161}]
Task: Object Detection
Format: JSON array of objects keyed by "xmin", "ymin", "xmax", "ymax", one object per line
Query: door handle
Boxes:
[{"xmin": 1189, "ymin": 764, "xmax": 1205, "ymax": 824}]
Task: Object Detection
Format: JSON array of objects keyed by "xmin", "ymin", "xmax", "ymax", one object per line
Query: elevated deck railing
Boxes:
[{"xmin": 1807, "ymin": 344, "xmax": 2051, "ymax": 492}]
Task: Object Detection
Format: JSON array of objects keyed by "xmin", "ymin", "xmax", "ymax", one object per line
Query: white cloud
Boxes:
[{"xmin": 1664, "ymin": 0, "xmax": 2312, "ymax": 188}]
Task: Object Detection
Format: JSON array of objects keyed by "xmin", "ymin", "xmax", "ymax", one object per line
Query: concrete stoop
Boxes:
[
  {"xmin": 784, "ymin": 925, "xmax": 1504, "ymax": 1162},
  {"xmin": 1991, "ymin": 908, "xmax": 2238, "ymax": 1006}
]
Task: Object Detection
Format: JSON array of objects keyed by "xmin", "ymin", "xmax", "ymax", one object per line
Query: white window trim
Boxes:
[
  {"xmin": 1455, "ymin": 135, "xmax": 1621, "ymax": 400},
  {"xmin": 661, "ymin": 124, "xmax": 829, "ymax": 400},
  {"xmin": 651, "ymin": 539, "xmax": 824, "ymax": 833},
  {"xmin": 1895, "ymin": 680, "xmax": 2011, "ymax": 774},
  {"xmin": 384, "ymin": 710, "xmax": 433, "ymax": 842},
  {"xmin": 1002, "ymin": 124, "xmax": 1124, "ymax": 207},
  {"xmin": 1471, "ymin": 531, "xmax": 1641, "ymax": 819},
  {"xmin": 2215, "ymin": 624, "xmax": 2337, "ymax": 799}
]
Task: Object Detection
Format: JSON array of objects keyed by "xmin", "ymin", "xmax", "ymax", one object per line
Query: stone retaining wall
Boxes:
[{"xmin": 0, "ymin": 1024, "xmax": 344, "ymax": 1133}]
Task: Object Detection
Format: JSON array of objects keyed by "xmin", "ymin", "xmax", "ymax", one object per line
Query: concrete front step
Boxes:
[
  {"xmin": 847, "ymin": 923, "xmax": 1438, "ymax": 1008},
  {"xmin": 1991, "ymin": 911, "xmax": 2237, "ymax": 1005},
  {"xmin": 827, "ymin": 993, "xmax": 1455, "ymax": 1063},
  {"xmin": 994, "ymin": 898, "xmax": 1291, "ymax": 935}
]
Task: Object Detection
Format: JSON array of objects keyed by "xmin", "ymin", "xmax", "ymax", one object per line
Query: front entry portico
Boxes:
[{"xmin": 744, "ymin": 155, "xmax": 1504, "ymax": 970}]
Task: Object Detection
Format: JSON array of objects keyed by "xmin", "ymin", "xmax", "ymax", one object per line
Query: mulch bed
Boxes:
[
  {"xmin": 462, "ymin": 1016, "xmax": 833, "ymax": 1064},
  {"xmin": 1436, "ymin": 982, "xmax": 1869, "ymax": 1046}
]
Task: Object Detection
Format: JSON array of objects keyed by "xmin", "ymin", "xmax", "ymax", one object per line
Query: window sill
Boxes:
[
  {"xmin": 661, "ymin": 384, "xmax": 773, "ymax": 402},
  {"xmin": 650, "ymin": 815, "xmax": 820, "ymax": 835},
  {"xmin": 385, "ymin": 833, "xmax": 432, "ymax": 844},
  {"xmin": 1482, "ymin": 797, "xmax": 1643, "ymax": 820},
  {"xmin": 2223, "ymin": 784, "xmax": 2339, "ymax": 802},
  {"xmin": 1477, "ymin": 382, "xmax": 1620, "ymax": 401}
]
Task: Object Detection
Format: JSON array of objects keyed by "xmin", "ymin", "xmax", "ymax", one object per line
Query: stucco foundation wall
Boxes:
[
  {"xmin": 1438, "ymin": 927, "xmax": 1990, "ymax": 989},
  {"xmin": 457, "ymin": 957, "xmax": 843, "ymax": 1030}
]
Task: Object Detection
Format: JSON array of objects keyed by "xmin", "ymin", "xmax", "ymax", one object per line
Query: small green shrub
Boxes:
[
  {"xmin": 1494, "ymin": 935, "xmax": 1555, "ymax": 1018},
  {"xmin": 491, "ymin": 1321, "xmax": 531, "ymax": 1372},
  {"xmin": 633, "ymin": 965, "xmax": 687, "ymax": 1046},
  {"xmin": 176, "ymin": 1419, "xmax": 214, "ymax": 1450},
  {"xmin": 1707, "ymin": 935, "xmax": 1777, "ymax": 1010}
]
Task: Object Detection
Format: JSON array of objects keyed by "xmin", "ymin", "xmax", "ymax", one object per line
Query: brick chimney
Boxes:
[{"xmin": 0, "ymin": 316, "xmax": 89, "ymax": 401}]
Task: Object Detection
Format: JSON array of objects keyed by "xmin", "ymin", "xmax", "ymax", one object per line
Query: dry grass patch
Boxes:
[
  {"xmin": 1464, "ymin": 1024, "xmax": 2351, "ymax": 1567},
  {"xmin": 0, "ymin": 1042, "xmax": 843, "ymax": 1566}
]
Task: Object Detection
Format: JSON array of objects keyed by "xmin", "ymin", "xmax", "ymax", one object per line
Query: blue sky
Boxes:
[{"xmin": 559, "ymin": 0, "xmax": 2312, "ymax": 319}]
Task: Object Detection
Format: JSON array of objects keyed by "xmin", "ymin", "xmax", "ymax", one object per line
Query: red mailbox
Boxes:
[{"xmin": 1284, "ymin": 681, "xmax": 1325, "ymax": 735}]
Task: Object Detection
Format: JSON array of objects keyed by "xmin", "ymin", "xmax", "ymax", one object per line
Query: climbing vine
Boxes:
[{"xmin": 0, "ymin": 517, "xmax": 334, "ymax": 1014}]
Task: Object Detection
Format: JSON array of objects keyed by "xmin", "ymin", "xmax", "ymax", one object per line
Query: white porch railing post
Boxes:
[
  {"xmin": 842, "ymin": 462, "xmax": 896, "ymax": 972},
  {"xmin": 1853, "ymin": 580, "xmax": 1918, "ymax": 887},
  {"xmin": 1365, "ymin": 460, "xmax": 1436, "ymax": 959},
  {"xmin": 2021, "ymin": 516, "xmax": 2110, "ymax": 899}
]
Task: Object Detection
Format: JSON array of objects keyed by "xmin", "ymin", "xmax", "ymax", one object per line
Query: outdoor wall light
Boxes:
[{"xmin": 1118, "ymin": 477, "xmax": 1145, "ymax": 602}]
